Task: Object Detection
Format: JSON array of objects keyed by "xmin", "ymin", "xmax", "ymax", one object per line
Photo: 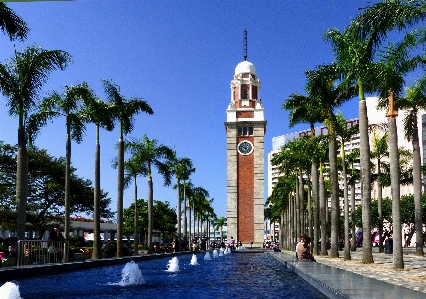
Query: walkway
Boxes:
[{"xmin": 270, "ymin": 247, "xmax": 426, "ymax": 299}]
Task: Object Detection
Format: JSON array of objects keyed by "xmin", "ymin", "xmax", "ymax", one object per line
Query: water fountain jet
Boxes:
[{"xmin": 166, "ymin": 256, "xmax": 179, "ymax": 272}]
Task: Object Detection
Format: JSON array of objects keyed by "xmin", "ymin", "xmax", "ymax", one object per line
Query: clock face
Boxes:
[{"xmin": 237, "ymin": 140, "xmax": 253, "ymax": 155}]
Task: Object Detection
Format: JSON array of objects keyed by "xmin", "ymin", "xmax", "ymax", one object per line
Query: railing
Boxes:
[{"xmin": 17, "ymin": 240, "xmax": 68, "ymax": 267}]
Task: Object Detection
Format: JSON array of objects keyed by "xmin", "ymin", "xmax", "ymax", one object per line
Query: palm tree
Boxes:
[
  {"xmin": 316, "ymin": 135, "xmax": 330, "ymax": 256},
  {"xmin": 266, "ymin": 176, "xmax": 291, "ymax": 249},
  {"xmin": 27, "ymin": 83, "xmax": 93, "ymax": 261},
  {"xmin": 374, "ymin": 30, "xmax": 423, "ymax": 269},
  {"xmin": 272, "ymin": 137, "xmax": 307, "ymax": 242},
  {"xmin": 197, "ymin": 198, "xmax": 214, "ymax": 241},
  {"xmin": 347, "ymin": 0, "xmax": 426, "ymax": 266},
  {"xmin": 305, "ymin": 65, "xmax": 357, "ymax": 258},
  {"xmin": 182, "ymin": 180, "xmax": 194, "ymax": 241},
  {"xmin": 396, "ymin": 76, "xmax": 426, "ymax": 256},
  {"xmin": 189, "ymin": 186, "xmax": 209, "ymax": 241},
  {"xmin": 0, "ymin": 46, "xmax": 71, "ymax": 239},
  {"xmin": 213, "ymin": 216, "xmax": 227, "ymax": 243},
  {"xmin": 283, "ymin": 91, "xmax": 321, "ymax": 244},
  {"xmin": 102, "ymin": 79, "xmax": 153, "ymax": 256},
  {"xmin": 80, "ymin": 95, "xmax": 115, "ymax": 259},
  {"xmin": 121, "ymin": 155, "xmax": 147, "ymax": 256},
  {"xmin": 370, "ymin": 129, "xmax": 388, "ymax": 253},
  {"xmin": 126, "ymin": 135, "xmax": 174, "ymax": 254},
  {"xmin": 346, "ymin": 149, "xmax": 360, "ymax": 251},
  {"xmin": 324, "ymin": 22, "xmax": 382, "ymax": 263},
  {"xmin": 335, "ymin": 113, "xmax": 359, "ymax": 260},
  {"xmin": 0, "ymin": 3, "xmax": 29, "ymax": 42},
  {"xmin": 169, "ymin": 154, "xmax": 195, "ymax": 251}
]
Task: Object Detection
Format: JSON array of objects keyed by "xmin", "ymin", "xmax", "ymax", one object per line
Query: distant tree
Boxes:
[
  {"xmin": 0, "ymin": 143, "xmax": 113, "ymax": 237},
  {"xmin": 122, "ymin": 199, "xmax": 176, "ymax": 246},
  {"xmin": 123, "ymin": 199, "xmax": 148, "ymax": 240},
  {"xmin": 355, "ymin": 194, "xmax": 426, "ymax": 246},
  {"xmin": 153, "ymin": 200, "xmax": 177, "ymax": 241}
]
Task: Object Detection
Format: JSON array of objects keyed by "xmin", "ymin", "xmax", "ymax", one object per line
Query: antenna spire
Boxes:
[{"xmin": 243, "ymin": 28, "xmax": 247, "ymax": 61}]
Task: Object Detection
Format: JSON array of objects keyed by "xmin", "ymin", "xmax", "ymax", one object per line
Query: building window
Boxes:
[{"xmin": 238, "ymin": 126, "xmax": 254, "ymax": 136}]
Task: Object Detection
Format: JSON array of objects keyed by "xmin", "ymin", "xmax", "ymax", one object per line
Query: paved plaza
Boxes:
[{"xmin": 271, "ymin": 247, "xmax": 426, "ymax": 298}]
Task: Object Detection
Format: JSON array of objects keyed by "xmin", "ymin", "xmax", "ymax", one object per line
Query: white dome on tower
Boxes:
[{"xmin": 234, "ymin": 60, "xmax": 256, "ymax": 76}]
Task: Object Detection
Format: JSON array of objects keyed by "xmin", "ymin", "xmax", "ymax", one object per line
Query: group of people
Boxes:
[
  {"xmin": 296, "ymin": 235, "xmax": 316, "ymax": 261},
  {"xmin": 0, "ymin": 237, "xmax": 17, "ymax": 257}
]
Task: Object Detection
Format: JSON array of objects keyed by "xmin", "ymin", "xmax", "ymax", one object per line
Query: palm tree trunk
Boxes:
[
  {"xmin": 312, "ymin": 163, "xmax": 320, "ymax": 256},
  {"xmin": 377, "ymin": 159, "xmax": 384, "ymax": 253},
  {"xmin": 350, "ymin": 180, "xmax": 356, "ymax": 252},
  {"xmin": 16, "ymin": 126, "xmax": 28, "ymax": 240},
  {"xmin": 280, "ymin": 210, "xmax": 285, "ymax": 249},
  {"xmin": 342, "ymin": 142, "xmax": 351, "ymax": 261},
  {"xmin": 359, "ymin": 99, "xmax": 373, "ymax": 264},
  {"xmin": 412, "ymin": 123, "xmax": 424, "ymax": 256},
  {"xmin": 198, "ymin": 214, "xmax": 201, "ymax": 240},
  {"xmin": 133, "ymin": 176, "xmax": 139, "ymax": 255},
  {"xmin": 147, "ymin": 175, "xmax": 154, "ymax": 254},
  {"xmin": 287, "ymin": 194, "xmax": 295, "ymax": 250},
  {"xmin": 329, "ymin": 137, "xmax": 339, "ymax": 258},
  {"xmin": 320, "ymin": 167, "xmax": 328, "ymax": 256},
  {"xmin": 307, "ymin": 184, "xmax": 312, "ymax": 240},
  {"xmin": 183, "ymin": 184, "xmax": 187, "ymax": 243},
  {"xmin": 389, "ymin": 116, "xmax": 403, "ymax": 269},
  {"xmin": 63, "ymin": 135, "xmax": 71, "ymax": 262},
  {"xmin": 116, "ymin": 136, "xmax": 124, "ymax": 257},
  {"xmin": 295, "ymin": 177, "xmax": 300, "ymax": 240},
  {"xmin": 291, "ymin": 196, "xmax": 298, "ymax": 248},
  {"xmin": 189, "ymin": 205, "xmax": 192, "ymax": 243},
  {"xmin": 176, "ymin": 179, "xmax": 181, "ymax": 251},
  {"xmin": 286, "ymin": 197, "xmax": 290, "ymax": 249},
  {"xmin": 92, "ymin": 126, "xmax": 102, "ymax": 259},
  {"xmin": 299, "ymin": 170, "xmax": 305, "ymax": 236}
]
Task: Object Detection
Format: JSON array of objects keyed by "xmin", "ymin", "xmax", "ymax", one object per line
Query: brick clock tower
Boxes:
[{"xmin": 224, "ymin": 55, "xmax": 266, "ymax": 248}]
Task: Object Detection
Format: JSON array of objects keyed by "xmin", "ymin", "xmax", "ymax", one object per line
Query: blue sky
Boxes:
[{"xmin": 0, "ymin": 1, "xmax": 374, "ymax": 219}]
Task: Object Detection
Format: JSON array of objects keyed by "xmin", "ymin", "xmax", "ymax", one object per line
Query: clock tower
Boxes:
[{"xmin": 224, "ymin": 55, "xmax": 266, "ymax": 248}]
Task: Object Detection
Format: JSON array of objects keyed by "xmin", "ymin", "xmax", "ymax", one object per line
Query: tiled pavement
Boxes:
[{"xmin": 270, "ymin": 247, "xmax": 426, "ymax": 298}]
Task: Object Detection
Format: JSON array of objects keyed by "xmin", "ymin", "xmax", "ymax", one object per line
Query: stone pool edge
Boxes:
[
  {"xmin": 268, "ymin": 251, "xmax": 349, "ymax": 299},
  {"xmin": 0, "ymin": 252, "xmax": 189, "ymax": 283}
]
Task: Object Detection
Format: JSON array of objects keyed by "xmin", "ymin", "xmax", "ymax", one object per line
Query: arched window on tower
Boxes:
[{"xmin": 242, "ymin": 88, "xmax": 248, "ymax": 99}]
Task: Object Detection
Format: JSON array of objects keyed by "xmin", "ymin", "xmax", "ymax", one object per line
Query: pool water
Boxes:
[{"xmin": 11, "ymin": 252, "xmax": 327, "ymax": 299}]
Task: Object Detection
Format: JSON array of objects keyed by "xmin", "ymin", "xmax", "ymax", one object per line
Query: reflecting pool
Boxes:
[{"xmin": 4, "ymin": 252, "xmax": 327, "ymax": 299}]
